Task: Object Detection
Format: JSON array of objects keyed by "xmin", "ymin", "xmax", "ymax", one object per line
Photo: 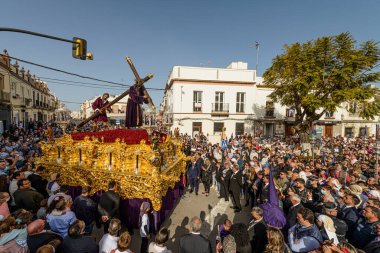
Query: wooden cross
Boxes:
[{"xmin": 76, "ymin": 57, "xmax": 154, "ymax": 130}]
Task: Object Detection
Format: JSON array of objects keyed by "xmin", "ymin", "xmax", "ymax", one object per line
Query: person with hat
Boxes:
[
  {"xmin": 348, "ymin": 184, "xmax": 367, "ymax": 209},
  {"xmin": 322, "ymin": 202, "xmax": 348, "ymax": 242},
  {"xmin": 316, "ymin": 214, "xmax": 339, "ymax": 244}
]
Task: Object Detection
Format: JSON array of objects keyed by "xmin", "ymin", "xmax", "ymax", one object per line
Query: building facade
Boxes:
[
  {"xmin": 161, "ymin": 62, "xmax": 379, "ymax": 141},
  {"xmin": 0, "ymin": 50, "xmax": 59, "ymax": 131},
  {"xmin": 161, "ymin": 62, "xmax": 288, "ymax": 142}
]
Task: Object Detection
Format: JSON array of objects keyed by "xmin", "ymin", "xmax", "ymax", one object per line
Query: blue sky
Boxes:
[{"xmin": 1, "ymin": 0, "xmax": 379, "ymax": 110}]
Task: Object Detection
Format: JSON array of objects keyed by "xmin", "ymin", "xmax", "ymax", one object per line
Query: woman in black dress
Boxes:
[{"xmin": 201, "ymin": 158, "xmax": 213, "ymax": 196}]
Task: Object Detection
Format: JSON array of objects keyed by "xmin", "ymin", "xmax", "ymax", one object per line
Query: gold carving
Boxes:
[{"xmin": 35, "ymin": 134, "xmax": 187, "ymax": 211}]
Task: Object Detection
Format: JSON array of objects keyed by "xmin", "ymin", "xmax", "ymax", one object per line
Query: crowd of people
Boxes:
[
  {"xmin": 0, "ymin": 122, "xmax": 176, "ymax": 253},
  {"xmin": 1, "ymin": 120, "xmax": 380, "ymax": 253},
  {"xmin": 181, "ymin": 132, "xmax": 380, "ymax": 253}
]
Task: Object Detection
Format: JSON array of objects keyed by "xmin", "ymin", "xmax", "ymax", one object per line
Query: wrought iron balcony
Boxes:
[
  {"xmin": 211, "ymin": 103, "xmax": 229, "ymax": 115},
  {"xmin": 24, "ymin": 98, "xmax": 32, "ymax": 107}
]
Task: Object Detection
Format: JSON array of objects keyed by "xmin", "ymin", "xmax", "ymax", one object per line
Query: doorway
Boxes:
[
  {"xmin": 192, "ymin": 122, "xmax": 202, "ymax": 137},
  {"xmin": 265, "ymin": 123, "xmax": 274, "ymax": 138},
  {"xmin": 325, "ymin": 125, "xmax": 333, "ymax": 137}
]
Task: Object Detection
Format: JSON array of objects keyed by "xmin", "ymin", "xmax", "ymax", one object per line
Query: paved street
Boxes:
[{"xmin": 112, "ymin": 183, "xmax": 252, "ymax": 253}]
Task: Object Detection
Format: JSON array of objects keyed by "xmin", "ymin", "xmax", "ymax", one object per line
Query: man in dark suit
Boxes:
[
  {"xmin": 248, "ymin": 207, "xmax": 267, "ymax": 253},
  {"xmin": 259, "ymin": 175, "xmax": 270, "ymax": 204},
  {"xmin": 98, "ymin": 180, "xmax": 120, "ymax": 233},
  {"xmin": 179, "ymin": 216, "xmax": 211, "ymax": 253},
  {"xmin": 229, "ymin": 164, "xmax": 242, "ymax": 212},
  {"xmin": 338, "ymin": 193, "xmax": 360, "ymax": 239},
  {"xmin": 187, "ymin": 157, "xmax": 200, "ymax": 195},
  {"xmin": 220, "ymin": 161, "xmax": 233, "ymax": 201},
  {"xmin": 27, "ymin": 166, "xmax": 48, "ymax": 198},
  {"xmin": 287, "ymin": 194, "xmax": 303, "ymax": 227}
]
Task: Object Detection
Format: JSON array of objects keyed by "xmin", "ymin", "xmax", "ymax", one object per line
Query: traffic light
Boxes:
[{"xmin": 72, "ymin": 37, "xmax": 87, "ymax": 60}]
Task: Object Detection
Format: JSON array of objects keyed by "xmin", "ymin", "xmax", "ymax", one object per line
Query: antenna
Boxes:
[{"xmin": 250, "ymin": 41, "xmax": 260, "ymax": 73}]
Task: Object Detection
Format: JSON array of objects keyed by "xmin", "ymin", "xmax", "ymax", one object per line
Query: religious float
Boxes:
[{"xmin": 35, "ymin": 57, "xmax": 187, "ymax": 230}]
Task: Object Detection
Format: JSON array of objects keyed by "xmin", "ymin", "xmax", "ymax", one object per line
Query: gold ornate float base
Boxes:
[{"xmin": 35, "ymin": 131, "xmax": 186, "ymax": 211}]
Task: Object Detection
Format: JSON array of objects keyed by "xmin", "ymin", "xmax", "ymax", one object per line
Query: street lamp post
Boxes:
[{"xmin": 310, "ymin": 135, "xmax": 316, "ymax": 167}]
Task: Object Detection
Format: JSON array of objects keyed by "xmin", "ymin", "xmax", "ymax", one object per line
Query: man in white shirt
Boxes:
[{"xmin": 98, "ymin": 218, "xmax": 121, "ymax": 253}]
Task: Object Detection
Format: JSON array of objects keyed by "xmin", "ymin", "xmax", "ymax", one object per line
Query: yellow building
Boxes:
[{"xmin": 0, "ymin": 49, "xmax": 59, "ymax": 130}]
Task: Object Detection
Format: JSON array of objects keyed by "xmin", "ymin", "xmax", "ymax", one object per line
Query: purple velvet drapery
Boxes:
[{"xmin": 69, "ymin": 179, "xmax": 185, "ymax": 232}]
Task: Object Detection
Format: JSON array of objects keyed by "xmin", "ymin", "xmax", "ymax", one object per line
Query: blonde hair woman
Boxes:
[
  {"xmin": 317, "ymin": 214, "xmax": 339, "ymax": 244},
  {"xmin": 264, "ymin": 227, "xmax": 291, "ymax": 253}
]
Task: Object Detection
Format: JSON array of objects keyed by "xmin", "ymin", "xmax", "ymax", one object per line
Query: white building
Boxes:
[
  {"xmin": 70, "ymin": 111, "xmax": 81, "ymax": 119},
  {"xmin": 161, "ymin": 62, "xmax": 287, "ymax": 142},
  {"xmin": 161, "ymin": 62, "xmax": 380, "ymax": 140}
]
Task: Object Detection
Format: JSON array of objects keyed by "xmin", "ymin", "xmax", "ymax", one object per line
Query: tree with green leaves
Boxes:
[{"xmin": 263, "ymin": 32, "xmax": 380, "ymax": 134}]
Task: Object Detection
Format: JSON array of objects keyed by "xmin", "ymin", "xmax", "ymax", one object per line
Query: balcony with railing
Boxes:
[
  {"xmin": 211, "ymin": 103, "xmax": 229, "ymax": 116},
  {"xmin": 163, "ymin": 114, "xmax": 173, "ymax": 125},
  {"xmin": 265, "ymin": 108, "xmax": 275, "ymax": 118},
  {"xmin": 24, "ymin": 98, "xmax": 32, "ymax": 107},
  {"xmin": 0, "ymin": 91, "xmax": 11, "ymax": 102}
]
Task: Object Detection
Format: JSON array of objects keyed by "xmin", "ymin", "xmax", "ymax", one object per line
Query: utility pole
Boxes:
[{"xmin": 249, "ymin": 41, "xmax": 260, "ymax": 73}]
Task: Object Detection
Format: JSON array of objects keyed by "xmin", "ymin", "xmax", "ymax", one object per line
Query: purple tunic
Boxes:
[
  {"xmin": 125, "ymin": 85, "xmax": 148, "ymax": 128},
  {"xmin": 260, "ymin": 171, "xmax": 287, "ymax": 228},
  {"xmin": 92, "ymin": 97, "xmax": 108, "ymax": 122}
]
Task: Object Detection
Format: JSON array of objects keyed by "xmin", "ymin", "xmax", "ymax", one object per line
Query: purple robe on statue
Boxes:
[
  {"xmin": 92, "ymin": 97, "xmax": 108, "ymax": 122},
  {"xmin": 125, "ymin": 85, "xmax": 148, "ymax": 128},
  {"xmin": 260, "ymin": 170, "xmax": 287, "ymax": 228}
]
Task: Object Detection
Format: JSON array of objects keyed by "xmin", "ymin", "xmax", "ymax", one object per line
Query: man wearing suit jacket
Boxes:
[
  {"xmin": 180, "ymin": 216, "xmax": 211, "ymax": 253},
  {"xmin": 98, "ymin": 181, "xmax": 120, "ymax": 233},
  {"xmin": 220, "ymin": 162, "xmax": 233, "ymax": 201},
  {"xmin": 287, "ymin": 194, "xmax": 303, "ymax": 227},
  {"xmin": 259, "ymin": 175, "xmax": 270, "ymax": 204},
  {"xmin": 248, "ymin": 207, "xmax": 268, "ymax": 253},
  {"xmin": 229, "ymin": 163, "xmax": 243, "ymax": 212},
  {"xmin": 338, "ymin": 193, "xmax": 360, "ymax": 239},
  {"xmin": 187, "ymin": 157, "xmax": 201, "ymax": 195},
  {"xmin": 27, "ymin": 166, "xmax": 48, "ymax": 198}
]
